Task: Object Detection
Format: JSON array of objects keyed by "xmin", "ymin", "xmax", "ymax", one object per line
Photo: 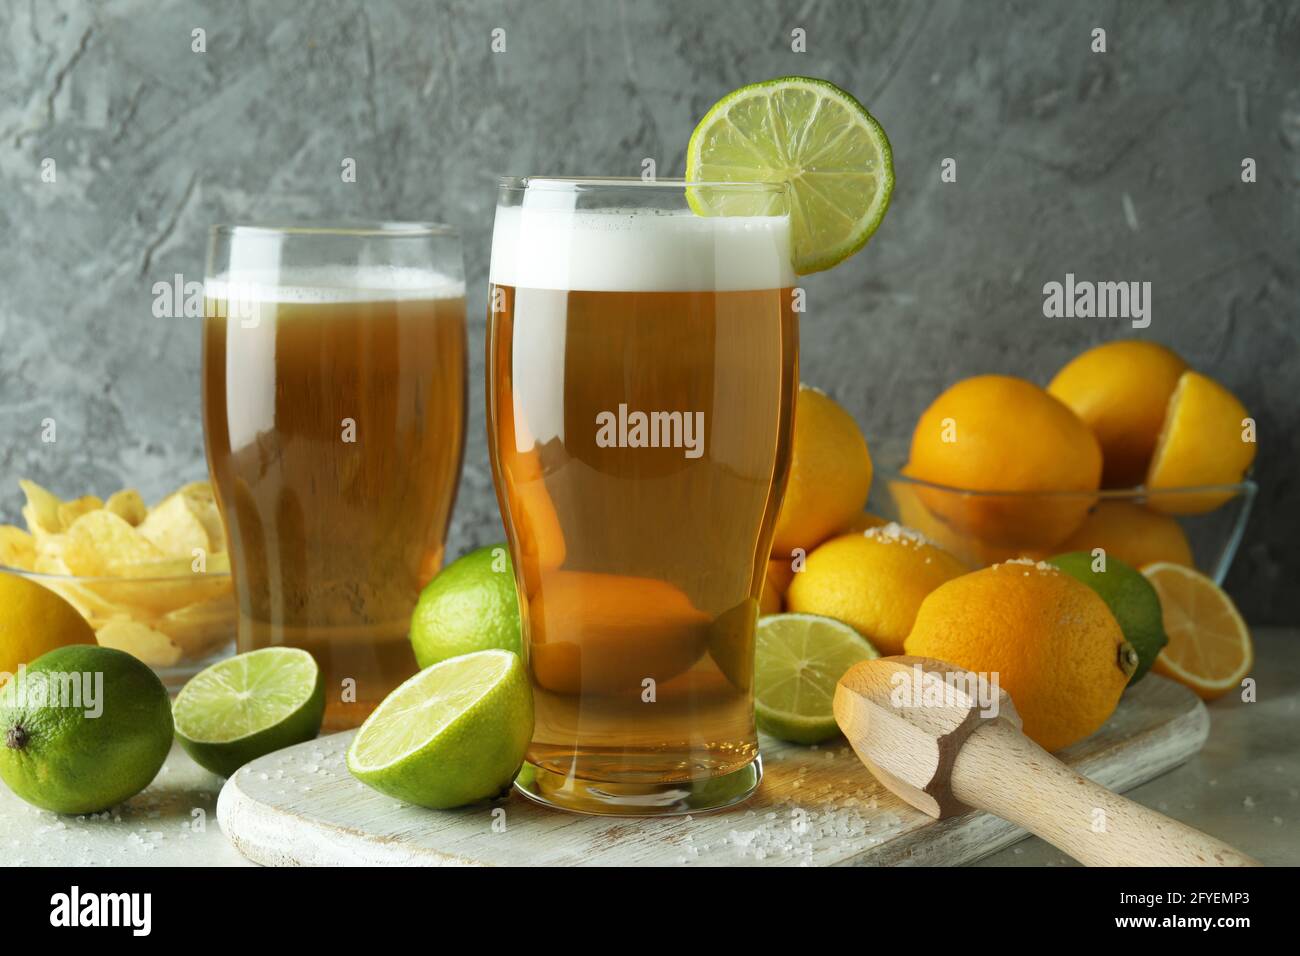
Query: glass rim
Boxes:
[
  {"xmin": 0, "ymin": 562, "xmax": 232, "ymax": 584},
  {"xmin": 882, "ymin": 468, "xmax": 1259, "ymax": 501},
  {"xmin": 210, "ymin": 221, "xmax": 458, "ymax": 239},
  {"xmin": 497, "ymin": 175, "xmax": 789, "ymax": 194}
]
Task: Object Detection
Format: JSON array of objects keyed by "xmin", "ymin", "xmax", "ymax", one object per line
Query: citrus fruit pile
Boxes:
[
  {"xmin": 754, "ymin": 345, "xmax": 1255, "ymax": 751},
  {"xmin": 755, "ymin": 385, "xmax": 973, "ymax": 744},
  {"xmin": 761, "ymin": 383, "xmax": 894, "ymax": 619},
  {"xmin": 897, "ymin": 341, "xmax": 1255, "ymax": 566}
]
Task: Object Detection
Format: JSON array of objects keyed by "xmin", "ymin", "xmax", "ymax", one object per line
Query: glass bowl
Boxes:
[
  {"xmin": 2, "ymin": 564, "xmax": 235, "ymax": 692},
  {"xmin": 867, "ymin": 439, "xmax": 1255, "ymax": 583}
]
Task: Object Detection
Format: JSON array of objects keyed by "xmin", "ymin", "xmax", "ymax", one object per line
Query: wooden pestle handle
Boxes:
[{"xmin": 952, "ymin": 719, "xmax": 1259, "ymax": 867}]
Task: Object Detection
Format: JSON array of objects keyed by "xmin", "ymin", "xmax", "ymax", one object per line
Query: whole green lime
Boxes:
[
  {"xmin": 0, "ymin": 645, "xmax": 174, "ymax": 813},
  {"xmin": 1049, "ymin": 551, "xmax": 1168, "ymax": 685},
  {"xmin": 410, "ymin": 545, "xmax": 522, "ymax": 669}
]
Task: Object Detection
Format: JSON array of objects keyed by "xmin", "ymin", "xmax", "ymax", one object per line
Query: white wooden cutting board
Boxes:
[{"xmin": 217, "ymin": 675, "xmax": 1207, "ymax": 866}]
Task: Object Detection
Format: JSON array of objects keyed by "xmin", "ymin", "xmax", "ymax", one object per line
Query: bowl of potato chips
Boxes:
[{"xmin": 0, "ymin": 478, "xmax": 236, "ymax": 687}]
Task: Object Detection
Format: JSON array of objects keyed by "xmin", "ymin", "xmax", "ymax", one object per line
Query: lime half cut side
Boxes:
[
  {"xmin": 685, "ymin": 76, "xmax": 894, "ymax": 275},
  {"xmin": 346, "ymin": 649, "xmax": 533, "ymax": 810},
  {"xmin": 755, "ymin": 613, "xmax": 879, "ymax": 744},
  {"xmin": 173, "ymin": 646, "xmax": 325, "ymax": 777}
]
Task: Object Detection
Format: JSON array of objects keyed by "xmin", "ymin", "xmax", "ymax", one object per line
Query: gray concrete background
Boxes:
[{"xmin": 0, "ymin": 0, "xmax": 1296, "ymax": 621}]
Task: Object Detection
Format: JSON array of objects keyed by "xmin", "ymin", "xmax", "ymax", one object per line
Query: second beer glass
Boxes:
[
  {"xmin": 203, "ymin": 223, "xmax": 467, "ymax": 731},
  {"xmin": 487, "ymin": 178, "xmax": 798, "ymax": 814}
]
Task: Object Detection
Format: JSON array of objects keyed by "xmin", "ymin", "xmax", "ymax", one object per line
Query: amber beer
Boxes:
[
  {"xmin": 203, "ymin": 224, "xmax": 466, "ymax": 730},
  {"xmin": 487, "ymin": 179, "xmax": 796, "ymax": 814}
]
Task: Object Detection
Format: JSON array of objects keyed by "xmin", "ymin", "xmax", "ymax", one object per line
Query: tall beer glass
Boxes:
[
  {"xmin": 203, "ymin": 223, "xmax": 467, "ymax": 730},
  {"xmin": 487, "ymin": 178, "xmax": 797, "ymax": 814}
]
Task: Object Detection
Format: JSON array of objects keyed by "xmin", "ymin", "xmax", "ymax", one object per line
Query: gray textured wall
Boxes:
[{"xmin": 1, "ymin": 0, "xmax": 1296, "ymax": 621}]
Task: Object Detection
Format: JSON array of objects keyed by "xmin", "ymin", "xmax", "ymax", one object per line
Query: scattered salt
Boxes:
[{"xmin": 864, "ymin": 522, "xmax": 935, "ymax": 549}]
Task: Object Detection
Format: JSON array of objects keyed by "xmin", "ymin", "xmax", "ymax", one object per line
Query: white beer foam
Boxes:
[
  {"xmin": 489, "ymin": 205, "xmax": 795, "ymax": 292},
  {"xmin": 205, "ymin": 265, "xmax": 465, "ymax": 304}
]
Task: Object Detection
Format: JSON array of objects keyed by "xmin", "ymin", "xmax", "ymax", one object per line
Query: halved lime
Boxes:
[
  {"xmin": 173, "ymin": 646, "xmax": 325, "ymax": 777},
  {"xmin": 685, "ymin": 76, "xmax": 894, "ymax": 274},
  {"xmin": 755, "ymin": 613, "xmax": 879, "ymax": 744},
  {"xmin": 346, "ymin": 649, "xmax": 533, "ymax": 810}
]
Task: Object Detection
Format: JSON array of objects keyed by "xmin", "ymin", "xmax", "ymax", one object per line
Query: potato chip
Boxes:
[
  {"xmin": 32, "ymin": 530, "xmax": 69, "ymax": 566},
  {"xmin": 104, "ymin": 489, "xmax": 148, "ymax": 526},
  {"xmin": 93, "ymin": 574, "xmax": 232, "ymax": 616},
  {"xmin": 56, "ymin": 495, "xmax": 104, "ymax": 529},
  {"xmin": 33, "ymin": 553, "xmax": 73, "ymax": 575},
  {"xmin": 39, "ymin": 578, "xmax": 123, "ymax": 623},
  {"xmin": 63, "ymin": 510, "xmax": 164, "ymax": 575},
  {"xmin": 19, "ymin": 479, "xmax": 63, "ymax": 534},
  {"xmin": 120, "ymin": 550, "xmax": 231, "ymax": 576},
  {"xmin": 154, "ymin": 594, "xmax": 235, "ymax": 659},
  {"xmin": 110, "ymin": 557, "xmax": 203, "ymax": 578},
  {"xmin": 158, "ymin": 482, "xmax": 226, "ymax": 554},
  {"xmin": 205, "ymin": 550, "xmax": 231, "ymax": 574},
  {"xmin": 175, "ymin": 480, "xmax": 216, "ymax": 501},
  {"xmin": 138, "ymin": 492, "xmax": 211, "ymax": 558},
  {"xmin": 95, "ymin": 618, "xmax": 183, "ymax": 668},
  {"xmin": 0, "ymin": 525, "xmax": 35, "ymax": 570},
  {"xmin": 188, "ymin": 498, "xmax": 227, "ymax": 554}
]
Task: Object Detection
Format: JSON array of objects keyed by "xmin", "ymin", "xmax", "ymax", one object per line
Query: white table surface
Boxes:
[{"xmin": 3, "ymin": 627, "xmax": 1295, "ymax": 867}]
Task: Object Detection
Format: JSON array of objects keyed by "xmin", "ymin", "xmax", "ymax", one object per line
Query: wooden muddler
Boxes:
[{"xmin": 833, "ymin": 656, "xmax": 1258, "ymax": 867}]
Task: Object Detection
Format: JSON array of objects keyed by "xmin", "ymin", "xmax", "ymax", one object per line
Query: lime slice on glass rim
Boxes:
[
  {"xmin": 685, "ymin": 75, "xmax": 894, "ymax": 274},
  {"xmin": 755, "ymin": 613, "xmax": 879, "ymax": 744},
  {"xmin": 346, "ymin": 649, "xmax": 533, "ymax": 810},
  {"xmin": 173, "ymin": 646, "xmax": 325, "ymax": 777}
]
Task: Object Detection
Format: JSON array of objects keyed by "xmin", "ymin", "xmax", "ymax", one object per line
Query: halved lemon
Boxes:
[
  {"xmin": 1146, "ymin": 371, "xmax": 1255, "ymax": 514},
  {"xmin": 1140, "ymin": 562, "xmax": 1252, "ymax": 700}
]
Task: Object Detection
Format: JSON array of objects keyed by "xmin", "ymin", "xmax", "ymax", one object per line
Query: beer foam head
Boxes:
[
  {"xmin": 489, "ymin": 205, "xmax": 795, "ymax": 292},
  {"xmin": 205, "ymin": 265, "xmax": 465, "ymax": 304}
]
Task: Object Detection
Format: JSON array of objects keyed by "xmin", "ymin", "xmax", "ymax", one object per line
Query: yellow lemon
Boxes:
[
  {"xmin": 839, "ymin": 510, "xmax": 888, "ymax": 534},
  {"xmin": 786, "ymin": 525, "xmax": 966, "ymax": 656},
  {"xmin": 528, "ymin": 571, "xmax": 710, "ymax": 694},
  {"xmin": 889, "ymin": 479, "xmax": 1049, "ymax": 567},
  {"xmin": 1055, "ymin": 500, "xmax": 1193, "ymax": 569},
  {"xmin": 0, "ymin": 571, "xmax": 98, "ymax": 683},
  {"xmin": 1141, "ymin": 562, "xmax": 1252, "ymax": 700},
  {"xmin": 1048, "ymin": 340, "xmax": 1189, "ymax": 488},
  {"xmin": 771, "ymin": 385, "xmax": 872, "ymax": 558},
  {"xmin": 766, "ymin": 558, "xmax": 796, "ymax": 596},
  {"xmin": 904, "ymin": 560, "xmax": 1135, "ymax": 752},
  {"xmin": 905, "ymin": 375, "xmax": 1101, "ymax": 549},
  {"xmin": 1146, "ymin": 371, "xmax": 1256, "ymax": 514}
]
